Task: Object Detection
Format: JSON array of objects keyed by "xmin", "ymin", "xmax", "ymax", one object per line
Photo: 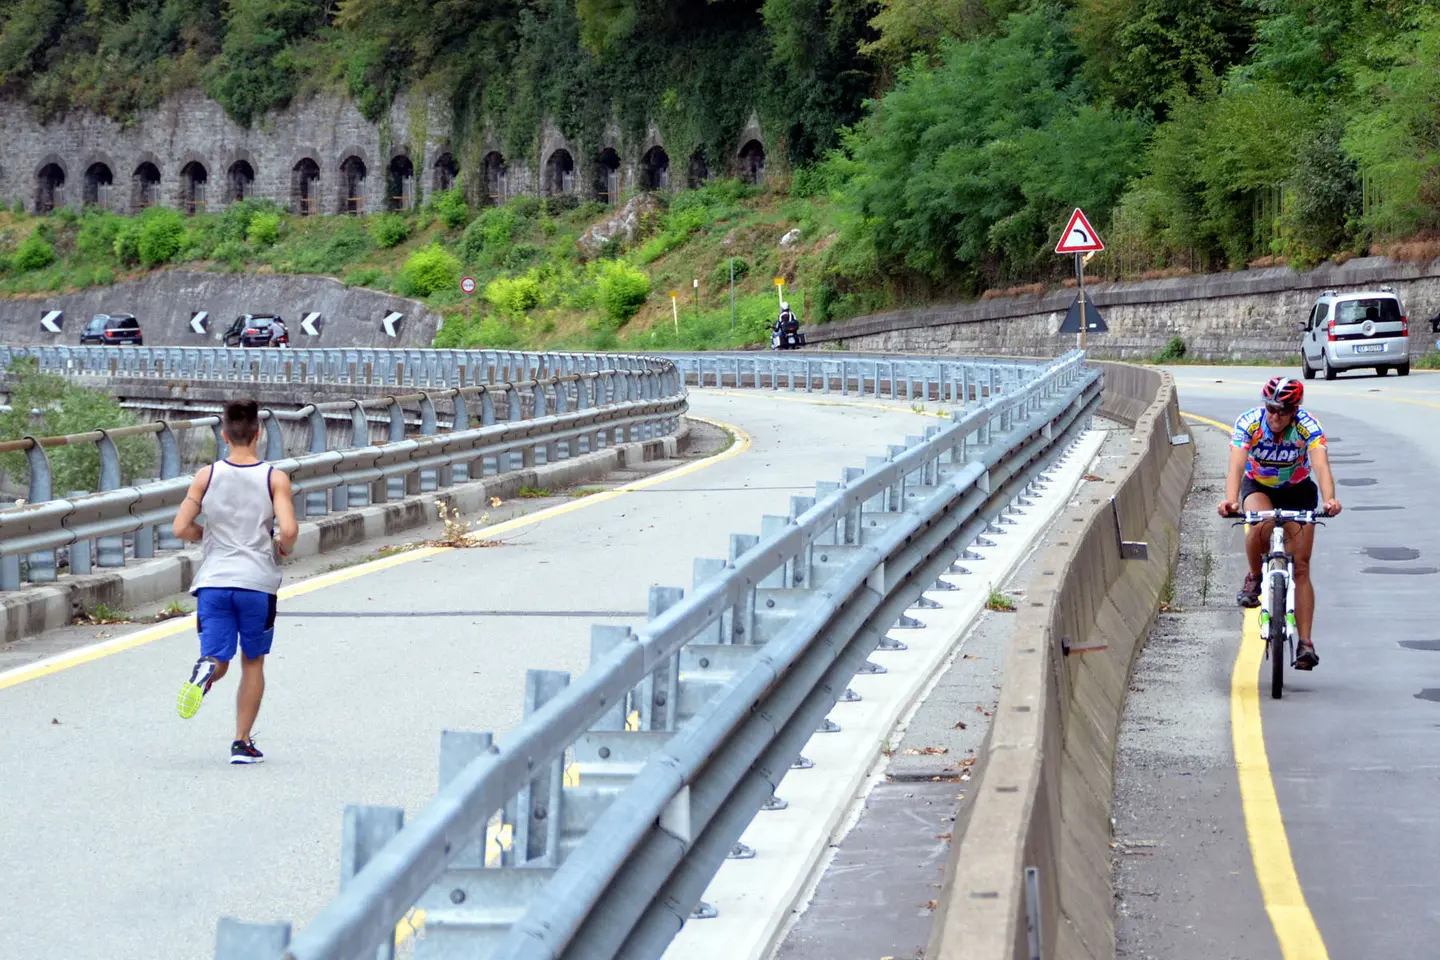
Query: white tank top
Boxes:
[{"xmin": 190, "ymin": 459, "xmax": 283, "ymax": 595}]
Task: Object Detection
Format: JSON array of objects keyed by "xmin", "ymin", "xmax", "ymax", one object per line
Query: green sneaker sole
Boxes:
[{"xmin": 177, "ymin": 682, "xmax": 206, "ymax": 719}]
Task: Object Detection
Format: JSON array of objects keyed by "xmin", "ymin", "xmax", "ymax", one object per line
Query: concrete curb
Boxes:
[
  {"xmin": 0, "ymin": 425, "xmax": 690, "ymax": 644},
  {"xmin": 928, "ymin": 363, "xmax": 1195, "ymax": 959}
]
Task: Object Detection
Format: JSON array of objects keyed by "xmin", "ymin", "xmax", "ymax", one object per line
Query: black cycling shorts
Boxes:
[{"xmin": 1241, "ymin": 476, "xmax": 1319, "ymax": 511}]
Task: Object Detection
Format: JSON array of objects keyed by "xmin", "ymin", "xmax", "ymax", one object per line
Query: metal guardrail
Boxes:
[
  {"xmin": 0, "ymin": 363, "xmax": 684, "ymax": 593},
  {"xmin": 1, "ymin": 345, "xmax": 1038, "ymax": 403},
  {"xmin": 209, "ymin": 352, "xmax": 1102, "ymax": 960}
]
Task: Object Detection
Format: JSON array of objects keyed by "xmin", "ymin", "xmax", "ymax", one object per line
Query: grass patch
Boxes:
[
  {"xmin": 1158, "ymin": 575, "xmax": 1180, "ymax": 612},
  {"xmin": 1416, "ymin": 351, "xmax": 1440, "ymax": 370},
  {"xmin": 570, "ymin": 487, "xmax": 606, "ymax": 498},
  {"xmin": 985, "ymin": 588, "xmax": 1017, "ymax": 613},
  {"xmin": 153, "ymin": 600, "xmax": 192, "ymax": 621},
  {"xmin": 74, "ymin": 602, "xmax": 131, "ymax": 624},
  {"xmin": 517, "ymin": 486, "xmax": 553, "ymax": 499}
]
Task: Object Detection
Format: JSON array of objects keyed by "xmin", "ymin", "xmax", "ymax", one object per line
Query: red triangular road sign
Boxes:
[{"xmin": 1055, "ymin": 208, "xmax": 1104, "ymax": 254}]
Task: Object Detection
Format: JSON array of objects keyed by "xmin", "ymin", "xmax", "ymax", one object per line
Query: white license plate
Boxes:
[{"xmin": 1355, "ymin": 344, "xmax": 1384, "ymax": 353}]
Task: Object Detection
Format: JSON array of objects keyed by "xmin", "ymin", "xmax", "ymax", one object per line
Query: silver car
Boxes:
[{"xmin": 1299, "ymin": 288, "xmax": 1410, "ymax": 379}]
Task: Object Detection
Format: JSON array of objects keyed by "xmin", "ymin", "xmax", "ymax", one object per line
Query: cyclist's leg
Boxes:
[
  {"xmin": 1291, "ymin": 523, "xmax": 1317, "ymax": 639},
  {"xmin": 1238, "ymin": 484, "xmax": 1275, "ymax": 606}
]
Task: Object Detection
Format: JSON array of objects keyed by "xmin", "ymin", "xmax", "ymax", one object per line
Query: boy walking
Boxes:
[{"xmin": 172, "ymin": 399, "xmax": 298, "ymax": 764}]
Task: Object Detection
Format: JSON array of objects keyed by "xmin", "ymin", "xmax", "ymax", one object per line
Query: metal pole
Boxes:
[
  {"xmin": 1076, "ymin": 252, "xmax": 1087, "ymax": 353},
  {"xmin": 729, "ymin": 259, "xmax": 735, "ymax": 330}
]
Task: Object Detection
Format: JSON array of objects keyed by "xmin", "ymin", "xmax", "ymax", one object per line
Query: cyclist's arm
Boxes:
[
  {"xmin": 1309, "ymin": 445, "xmax": 1342, "ymax": 515},
  {"xmin": 1219, "ymin": 444, "xmax": 1247, "ymax": 515}
]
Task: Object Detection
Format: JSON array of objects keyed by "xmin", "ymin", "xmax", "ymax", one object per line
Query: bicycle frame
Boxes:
[{"xmin": 1237, "ymin": 508, "xmax": 1326, "ymax": 647}]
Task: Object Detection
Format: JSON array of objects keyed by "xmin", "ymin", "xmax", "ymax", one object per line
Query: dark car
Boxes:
[
  {"xmin": 79, "ymin": 313, "xmax": 143, "ymax": 346},
  {"xmin": 227, "ymin": 314, "xmax": 286, "ymax": 348}
]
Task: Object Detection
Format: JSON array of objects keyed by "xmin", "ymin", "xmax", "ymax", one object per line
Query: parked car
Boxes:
[
  {"xmin": 226, "ymin": 314, "xmax": 287, "ymax": 348},
  {"xmin": 79, "ymin": 313, "xmax": 143, "ymax": 346},
  {"xmin": 1299, "ymin": 288, "xmax": 1410, "ymax": 379}
]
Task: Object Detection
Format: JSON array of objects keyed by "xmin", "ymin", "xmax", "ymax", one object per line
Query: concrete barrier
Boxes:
[{"xmin": 928, "ymin": 362, "xmax": 1194, "ymax": 959}]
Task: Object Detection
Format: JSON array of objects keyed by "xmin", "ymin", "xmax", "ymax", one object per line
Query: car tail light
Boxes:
[
  {"xmin": 1327, "ymin": 319, "xmax": 1336, "ymax": 342},
  {"xmin": 245, "ymin": 328, "xmax": 258, "ymax": 335},
  {"xmin": 1402, "ymin": 315, "xmax": 1409, "ymax": 335}
]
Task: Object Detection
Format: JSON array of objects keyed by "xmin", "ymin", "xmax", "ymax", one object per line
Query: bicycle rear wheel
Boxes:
[{"xmin": 1269, "ymin": 570, "xmax": 1287, "ymax": 699}]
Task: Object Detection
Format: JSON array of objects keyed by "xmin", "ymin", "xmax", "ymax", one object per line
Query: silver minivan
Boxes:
[{"xmin": 1299, "ymin": 288, "xmax": 1410, "ymax": 379}]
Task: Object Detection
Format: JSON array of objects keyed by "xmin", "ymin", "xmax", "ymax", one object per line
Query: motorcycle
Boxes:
[{"xmin": 770, "ymin": 322, "xmax": 805, "ymax": 351}]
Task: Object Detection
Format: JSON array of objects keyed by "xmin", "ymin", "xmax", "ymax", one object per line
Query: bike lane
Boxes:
[{"xmin": 1117, "ymin": 368, "xmax": 1440, "ymax": 959}]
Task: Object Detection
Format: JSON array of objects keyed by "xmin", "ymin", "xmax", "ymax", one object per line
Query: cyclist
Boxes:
[{"xmin": 1217, "ymin": 377, "xmax": 1341, "ymax": 670}]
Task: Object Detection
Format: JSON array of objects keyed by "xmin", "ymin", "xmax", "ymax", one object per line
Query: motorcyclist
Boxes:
[
  {"xmin": 268, "ymin": 317, "xmax": 288, "ymax": 348},
  {"xmin": 772, "ymin": 302, "xmax": 801, "ymax": 348}
]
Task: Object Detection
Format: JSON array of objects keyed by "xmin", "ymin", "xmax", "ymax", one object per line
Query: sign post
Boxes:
[
  {"xmin": 730, "ymin": 259, "xmax": 736, "ymax": 330},
  {"xmin": 461, "ymin": 275, "xmax": 477, "ymax": 326},
  {"xmin": 1054, "ymin": 208, "xmax": 1105, "ymax": 351},
  {"xmin": 774, "ymin": 277, "xmax": 785, "ymax": 306},
  {"xmin": 693, "ymin": 277, "xmax": 699, "ymax": 320},
  {"xmin": 669, "ymin": 290, "xmax": 680, "ymax": 336}
]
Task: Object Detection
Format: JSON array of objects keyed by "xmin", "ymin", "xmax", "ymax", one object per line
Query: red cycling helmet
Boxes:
[{"xmin": 1262, "ymin": 376, "xmax": 1304, "ymax": 412}]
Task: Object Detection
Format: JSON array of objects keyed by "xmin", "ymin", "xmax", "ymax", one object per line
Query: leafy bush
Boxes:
[
  {"xmin": 368, "ymin": 213, "xmax": 411, "ymax": 248},
  {"xmin": 596, "ymin": 260, "xmax": 650, "ymax": 328},
  {"xmin": 711, "ymin": 257, "xmax": 749, "ymax": 287},
  {"xmin": 431, "ymin": 188, "xmax": 470, "ymax": 229},
  {"xmin": 402, "ymin": 243, "xmax": 462, "ymax": 297},
  {"xmin": 113, "ymin": 223, "xmax": 142, "ymax": 266},
  {"xmin": 344, "ymin": 266, "xmax": 385, "ymax": 287},
  {"xmin": 485, "ymin": 275, "xmax": 542, "ymax": 319},
  {"xmin": 1153, "ymin": 336, "xmax": 1188, "ymax": 363},
  {"xmin": 136, "ymin": 207, "xmax": 186, "ymax": 267},
  {"xmin": 508, "ymin": 196, "xmax": 542, "ymax": 220},
  {"xmin": 246, "ymin": 212, "xmax": 282, "ymax": 247},
  {"xmin": 75, "ymin": 211, "xmax": 126, "ymax": 261},
  {"xmin": 460, "ymin": 207, "xmax": 518, "ymax": 263},
  {"xmin": 542, "ymin": 194, "xmax": 581, "ymax": 216},
  {"xmin": 212, "ymin": 240, "xmax": 249, "ymax": 267},
  {"xmin": 13, "ymin": 233, "xmax": 55, "ymax": 271}
]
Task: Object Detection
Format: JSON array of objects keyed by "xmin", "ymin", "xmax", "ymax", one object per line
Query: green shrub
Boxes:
[
  {"xmin": 596, "ymin": 260, "xmax": 650, "ymax": 329},
  {"xmin": 542, "ymin": 194, "xmax": 580, "ymax": 216},
  {"xmin": 11, "ymin": 199, "xmax": 23, "ymax": 215},
  {"xmin": 75, "ymin": 211, "xmax": 126, "ymax": 261},
  {"xmin": 13, "ymin": 233, "xmax": 55, "ymax": 271},
  {"xmin": 136, "ymin": 207, "xmax": 186, "ymax": 267},
  {"xmin": 0, "ymin": 367, "xmax": 154, "ymax": 490},
  {"xmin": 368, "ymin": 213, "xmax": 410, "ymax": 248},
  {"xmin": 1153, "ymin": 336, "xmax": 1188, "ymax": 363},
  {"xmin": 94, "ymin": 265, "xmax": 114, "ymax": 286},
  {"xmin": 508, "ymin": 195, "xmax": 542, "ymax": 220},
  {"xmin": 485, "ymin": 274, "xmax": 542, "ymax": 319},
  {"xmin": 502, "ymin": 243, "xmax": 542, "ymax": 270},
  {"xmin": 711, "ymin": 257, "xmax": 749, "ymax": 287},
  {"xmin": 344, "ymin": 266, "xmax": 385, "ymax": 287},
  {"xmin": 460, "ymin": 207, "xmax": 517, "ymax": 263},
  {"xmin": 431, "ymin": 188, "xmax": 469, "ymax": 229},
  {"xmin": 113, "ymin": 223, "xmax": 142, "ymax": 265},
  {"xmin": 247, "ymin": 212, "xmax": 281, "ymax": 247},
  {"xmin": 401, "ymin": 243, "xmax": 461, "ymax": 297},
  {"xmin": 212, "ymin": 240, "xmax": 248, "ymax": 267}
]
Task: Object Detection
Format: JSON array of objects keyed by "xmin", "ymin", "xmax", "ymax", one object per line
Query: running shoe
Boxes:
[
  {"xmin": 1236, "ymin": 572, "xmax": 1261, "ymax": 608},
  {"xmin": 230, "ymin": 738, "xmax": 264, "ymax": 764},
  {"xmin": 1294, "ymin": 640, "xmax": 1319, "ymax": 671},
  {"xmin": 177, "ymin": 657, "xmax": 218, "ymax": 719}
]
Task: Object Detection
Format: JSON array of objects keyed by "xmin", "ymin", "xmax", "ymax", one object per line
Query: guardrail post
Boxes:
[
  {"xmin": 385, "ymin": 398, "xmax": 407, "ymax": 500},
  {"xmin": 134, "ymin": 478, "xmax": 158, "ymax": 559},
  {"xmin": 154, "ymin": 424, "xmax": 184, "ymax": 550},
  {"xmin": 450, "ymin": 393, "xmax": 473, "ymax": 483},
  {"xmin": 339, "ymin": 804, "xmax": 406, "ymax": 960},
  {"xmin": 419, "ymin": 394, "xmax": 440, "ymax": 492},
  {"xmin": 66, "ymin": 490, "xmax": 93, "ymax": 575},
  {"xmin": 300, "ymin": 405, "xmax": 330, "ymax": 516},
  {"xmin": 94, "ymin": 431, "xmax": 126, "ymax": 568},
  {"xmin": 642, "ymin": 586, "xmax": 685, "ymax": 731},
  {"xmin": 214, "ymin": 918, "xmax": 291, "ymax": 958},
  {"xmin": 532, "ymin": 384, "xmax": 556, "ymax": 465},
  {"xmin": 259, "ymin": 410, "xmax": 284, "ymax": 463},
  {"xmin": 502, "ymin": 670, "xmax": 571, "ymax": 867},
  {"xmin": 21, "ymin": 439, "xmax": 57, "ymax": 582}
]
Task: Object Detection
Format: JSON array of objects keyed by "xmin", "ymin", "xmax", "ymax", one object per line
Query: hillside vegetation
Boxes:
[{"xmin": 3, "ymin": 0, "xmax": 1440, "ymax": 319}]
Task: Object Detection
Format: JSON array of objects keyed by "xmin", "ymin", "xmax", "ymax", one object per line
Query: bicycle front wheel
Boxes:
[{"xmin": 1269, "ymin": 570, "xmax": 1287, "ymax": 699}]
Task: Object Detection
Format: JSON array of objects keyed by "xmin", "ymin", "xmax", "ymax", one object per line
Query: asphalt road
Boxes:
[
  {"xmin": 0, "ymin": 389, "xmax": 937, "ymax": 960},
  {"xmin": 1116, "ymin": 364, "xmax": 1440, "ymax": 960}
]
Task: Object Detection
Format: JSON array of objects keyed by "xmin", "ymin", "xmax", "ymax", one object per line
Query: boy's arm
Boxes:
[
  {"xmin": 270, "ymin": 469, "xmax": 299, "ymax": 554},
  {"xmin": 172, "ymin": 467, "xmax": 211, "ymax": 542}
]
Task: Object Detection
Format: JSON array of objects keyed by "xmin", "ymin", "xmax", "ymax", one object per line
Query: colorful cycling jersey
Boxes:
[{"xmin": 1232, "ymin": 406, "xmax": 1326, "ymax": 487}]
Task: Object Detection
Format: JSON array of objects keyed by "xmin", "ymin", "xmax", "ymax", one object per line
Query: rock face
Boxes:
[{"xmin": 577, "ymin": 194, "xmax": 663, "ymax": 258}]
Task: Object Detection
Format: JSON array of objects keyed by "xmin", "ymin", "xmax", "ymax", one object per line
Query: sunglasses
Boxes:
[{"xmin": 1264, "ymin": 403, "xmax": 1295, "ymax": 415}]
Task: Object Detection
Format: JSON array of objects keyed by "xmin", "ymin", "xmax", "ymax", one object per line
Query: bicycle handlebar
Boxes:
[{"xmin": 1222, "ymin": 507, "xmax": 1331, "ymax": 523}]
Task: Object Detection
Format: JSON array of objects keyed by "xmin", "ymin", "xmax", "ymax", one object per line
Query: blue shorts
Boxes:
[{"xmin": 196, "ymin": 588, "xmax": 277, "ymax": 662}]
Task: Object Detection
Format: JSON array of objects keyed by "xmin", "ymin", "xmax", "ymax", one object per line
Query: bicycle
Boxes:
[{"xmin": 1224, "ymin": 507, "xmax": 1331, "ymax": 699}]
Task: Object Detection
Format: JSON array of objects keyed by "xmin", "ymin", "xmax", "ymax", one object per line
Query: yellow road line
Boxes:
[
  {"xmin": 1231, "ymin": 609, "xmax": 1330, "ymax": 959},
  {"xmin": 0, "ymin": 417, "xmax": 752, "ymax": 692},
  {"xmin": 1187, "ymin": 411, "xmax": 1329, "ymax": 958}
]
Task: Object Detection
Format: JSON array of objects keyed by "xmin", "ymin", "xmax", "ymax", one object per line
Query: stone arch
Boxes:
[
  {"xmin": 291, "ymin": 154, "xmax": 321, "ymax": 216},
  {"xmin": 226, "ymin": 160, "xmax": 255, "ymax": 204},
  {"xmin": 543, "ymin": 149, "xmax": 574, "ymax": 197},
  {"xmin": 175, "ymin": 153, "xmax": 210, "ymax": 214},
  {"xmin": 82, "ymin": 158, "xmax": 115, "ymax": 208},
  {"xmin": 337, "ymin": 149, "xmax": 368, "ymax": 214},
  {"xmin": 34, "ymin": 155, "xmax": 68, "ymax": 213},
  {"xmin": 131, "ymin": 155, "xmax": 162, "ymax": 212},
  {"xmin": 481, "ymin": 151, "xmax": 505, "ymax": 204},
  {"xmin": 738, "ymin": 139, "xmax": 766, "ymax": 185},
  {"xmin": 434, "ymin": 151, "xmax": 459, "ymax": 193},
  {"xmin": 640, "ymin": 146, "xmax": 670, "ymax": 192},
  {"xmin": 687, "ymin": 149, "xmax": 709, "ymax": 189},
  {"xmin": 594, "ymin": 147, "xmax": 620, "ymax": 204},
  {"xmin": 386, "ymin": 153, "xmax": 414, "ymax": 211}
]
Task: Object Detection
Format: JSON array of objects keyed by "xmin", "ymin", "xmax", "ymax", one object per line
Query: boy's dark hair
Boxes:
[{"xmin": 222, "ymin": 399, "xmax": 261, "ymax": 447}]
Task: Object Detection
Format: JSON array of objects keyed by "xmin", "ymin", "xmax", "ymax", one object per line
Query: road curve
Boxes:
[
  {"xmin": 1116, "ymin": 365, "xmax": 1440, "ymax": 960},
  {"xmin": 0, "ymin": 389, "xmax": 938, "ymax": 960}
]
